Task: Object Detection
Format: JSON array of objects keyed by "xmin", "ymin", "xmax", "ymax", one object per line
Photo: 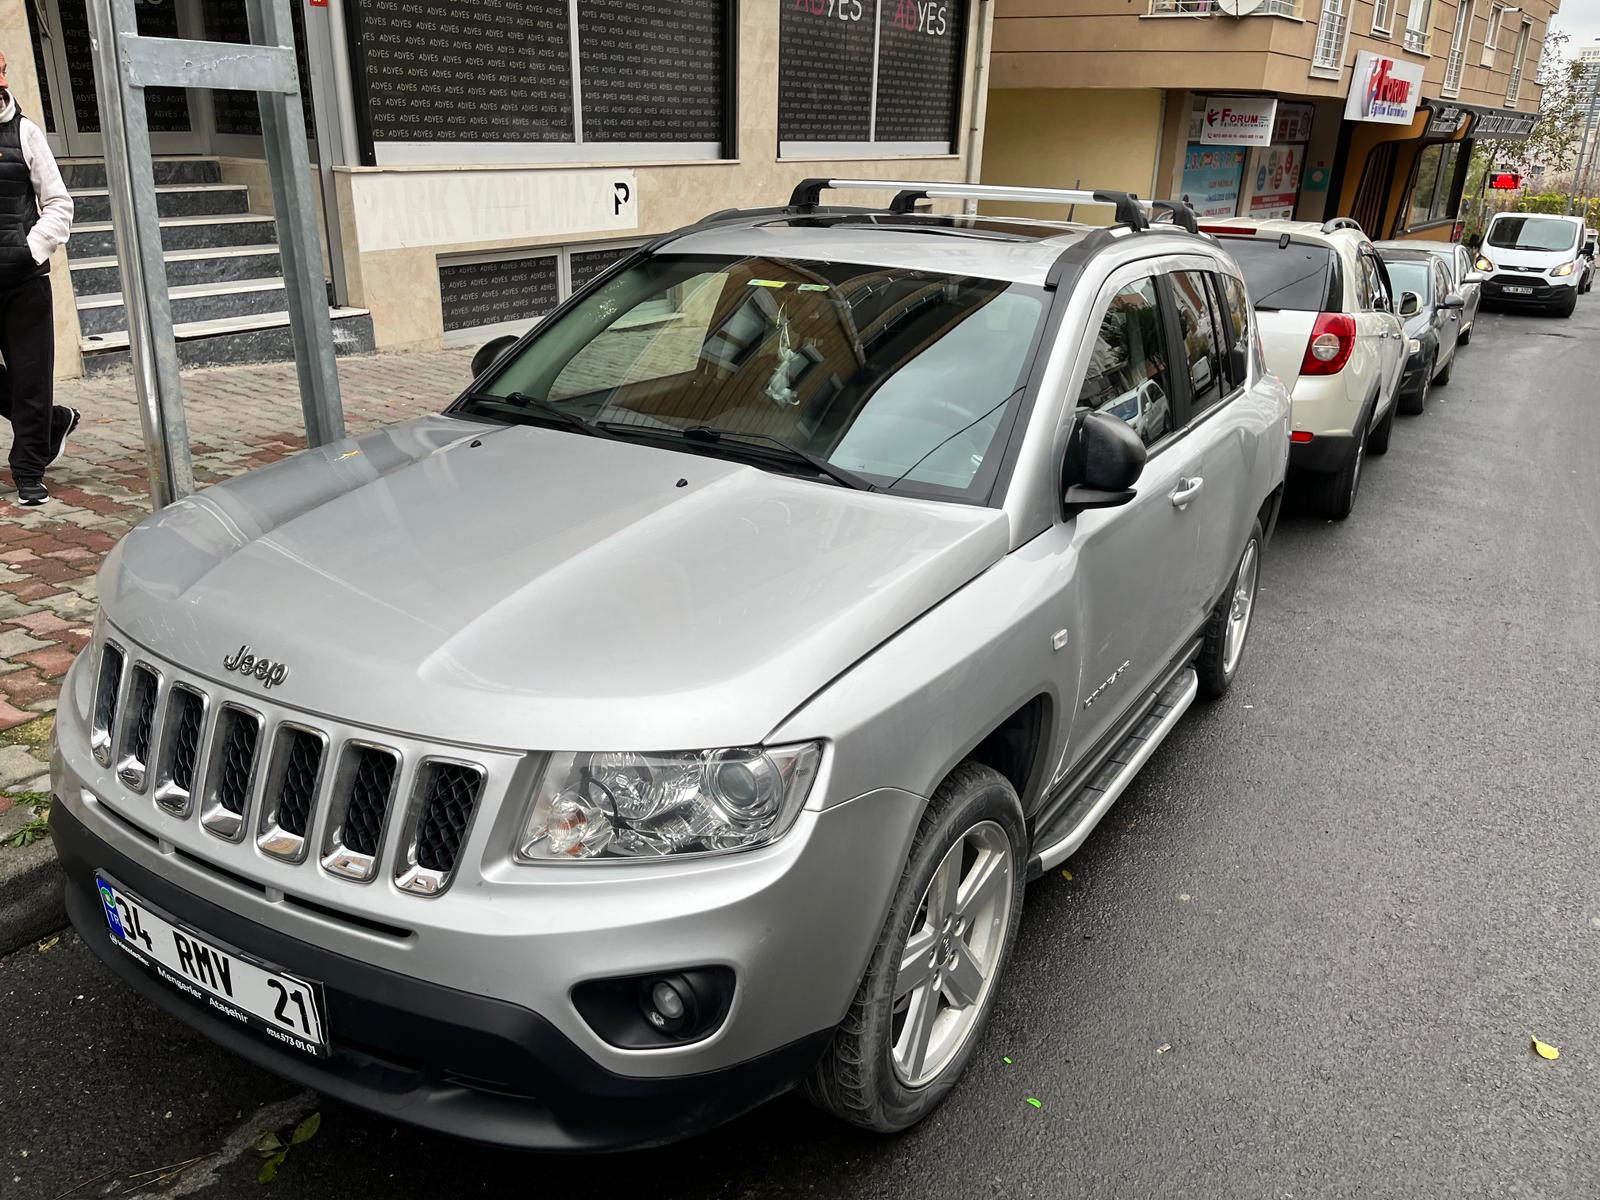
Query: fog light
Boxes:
[
  {"xmin": 648, "ymin": 979, "xmax": 688, "ymax": 1026},
  {"xmin": 572, "ymin": 966, "xmax": 735, "ymax": 1049}
]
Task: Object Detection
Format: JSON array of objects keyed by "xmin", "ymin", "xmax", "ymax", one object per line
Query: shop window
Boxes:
[
  {"xmin": 349, "ymin": 0, "xmax": 733, "ymax": 164},
  {"xmin": 1406, "ymin": 142, "xmax": 1462, "ymax": 229},
  {"xmin": 778, "ymin": 0, "xmax": 968, "ymax": 156}
]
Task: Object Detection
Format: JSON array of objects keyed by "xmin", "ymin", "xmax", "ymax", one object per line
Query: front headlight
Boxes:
[
  {"xmin": 1551, "ymin": 260, "xmax": 1577, "ymax": 277},
  {"xmin": 516, "ymin": 743, "xmax": 823, "ymax": 862},
  {"xmin": 1474, "ymin": 256, "xmax": 1494, "ymax": 272},
  {"xmin": 1407, "ymin": 338, "xmax": 1422, "ymax": 355}
]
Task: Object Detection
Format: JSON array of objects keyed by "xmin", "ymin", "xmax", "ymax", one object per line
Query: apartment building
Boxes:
[
  {"xmin": 12, "ymin": 1, "xmax": 994, "ymax": 378},
  {"xmin": 981, "ymin": 0, "xmax": 1553, "ymax": 239}
]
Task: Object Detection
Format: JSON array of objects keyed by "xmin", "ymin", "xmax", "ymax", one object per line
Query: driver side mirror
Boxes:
[
  {"xmin": 1064, "ymin": 411, "xmax": 1146, "ymax": 513},
  {"xmin": 1399, "ymin": 291, "xmax": 1422, "ymax": 318},
  {"xmin": 1463, "ymin": 271, "xmax": 1488, "ymax": 284},
  {"xmin": 1439, "ymin": 292, "xmax": 1465, "ymax": 310},
  {"xmin": 470, "ymin": 334, "xmax": 519, "ymax": 379}
]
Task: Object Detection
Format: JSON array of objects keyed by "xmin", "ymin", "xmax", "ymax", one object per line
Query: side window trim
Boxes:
[{"xmin": 1207, "ymin": 271, "xmax": 1248, "ymax": 405}]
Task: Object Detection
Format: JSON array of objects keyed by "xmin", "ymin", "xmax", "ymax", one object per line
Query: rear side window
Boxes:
[
  {"xmin": 1357, "ymin": 252, "xmax": 1392, "ymax": 313},
  {"xmin": 1076, "ymin": 278, "xmax": 1175, "ymax": 449},
  {"xmin": 1223, "ymin": 239, "xmax": 1335, "ymax": 312},
  {"xmin": 1171, "ymin": 271, "xmax": 1226, "ymax": 415}
]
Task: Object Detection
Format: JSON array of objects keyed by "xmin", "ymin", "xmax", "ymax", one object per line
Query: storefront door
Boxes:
[{"xmin": 28, "ymin": 0, "xmax": 208, "ymax": 158}]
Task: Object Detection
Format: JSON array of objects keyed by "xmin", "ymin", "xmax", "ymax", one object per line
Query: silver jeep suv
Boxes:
[{"xmin": 50, "ymin": 180, "xmax": 1289, "ymax": 1150}]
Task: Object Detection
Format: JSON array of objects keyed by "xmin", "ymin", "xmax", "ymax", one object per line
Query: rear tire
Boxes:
[
  {"xmin": 1367, "ymin": 397, "xmax": 1396, "ymax": 456},
  {"xmin": 1196, "ymin": 519, "xmax": 1264, "ymax": 700},
  {"xmin": 805, "ymin": 763, "xmax": 1025, "ymax": 1133},
  {"xmin": 1307, "ymin": 415, "xmax": 1368, "ymax": 521}
]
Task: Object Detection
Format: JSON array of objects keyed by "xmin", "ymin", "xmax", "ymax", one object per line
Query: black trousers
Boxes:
[{"xmin": 0, "ymin": 273, "xmax": 57, "ymax": 482}]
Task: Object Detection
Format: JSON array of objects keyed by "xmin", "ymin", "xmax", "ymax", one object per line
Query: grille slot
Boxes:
[
  {"xmin": 201, "ymin": 705, "xmax": 263, "ymax": 841},
  {"xmin": 257, "ymin": 724, "xmax": 327, "ymax": 862},
  {"xmin": 320, "ymin": 743, "xmax": 400, "ymax": 882},
  {"xmin": 116, "ymin": 664, "xmax": 161, "ymax": 791},
  {"xmin": 90, "ymin": 642, "xmax": 125, "ymax": 767},
  {"xmin": 397, "ymin": 760, "xmax": 485, "ymax": 896},
  {"xmin": 153, "ymin": 685, "xmax": 206, "ymax": 816}
]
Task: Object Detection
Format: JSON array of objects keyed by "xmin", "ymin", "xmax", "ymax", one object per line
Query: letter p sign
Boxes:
[{"xmin": 613, "ymin": 181, "xmax": 631, "ymax": 217}]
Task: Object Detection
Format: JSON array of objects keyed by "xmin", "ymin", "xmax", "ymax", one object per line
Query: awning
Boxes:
[{"xmin": 1424, "ymin": 98, "xmax": 1538, "ymax": 140}]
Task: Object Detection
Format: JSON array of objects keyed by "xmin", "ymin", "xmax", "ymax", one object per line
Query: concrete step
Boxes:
[
  {"xmin": 69, "ymin": 244, "xmax": 285, "ymax": 297},
  {"xmin": 72, "ymin": 184, "xmax": 251, "ymax": 224},
  {"xmin": 59, "ymin": 157, "xmax": 222, "ymax": 190},
  {"xmin": 76, "ymin": 278, "xmax": 298, "ymax": 338},
  {"xmin": 71, "ymin": 214, "xmax": 278, "ymax": 259},
  {"xmin": 81, "ymin": 307, "xmax": 375, "ymax": 375}
]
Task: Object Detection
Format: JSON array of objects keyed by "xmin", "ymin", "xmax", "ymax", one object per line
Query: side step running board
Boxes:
[{"xmin": 1030, "ymin": 667, "xmax": 1199, "ymax": 874}]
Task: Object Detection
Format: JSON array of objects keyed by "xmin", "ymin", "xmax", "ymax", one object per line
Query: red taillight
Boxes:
[
  {"xmin": 1298, "ymin": 313, "xmax": 1356, "ymax": 376},
  {"xmin": 1290, "ymin": 430, "xmax": 1314, "ymax": 443}
]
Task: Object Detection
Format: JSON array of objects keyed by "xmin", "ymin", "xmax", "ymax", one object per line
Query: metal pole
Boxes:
[
  {"xmin": 248, "ymin": 0, "xmax": 345, "ymax": 447},
  {"xmin": 1569, "ymin": 66, "xmax": 1600, "ymax": 216},
  {"xmin": 86, "ymin": 0, "xmax": 195, "ymax": 506}
]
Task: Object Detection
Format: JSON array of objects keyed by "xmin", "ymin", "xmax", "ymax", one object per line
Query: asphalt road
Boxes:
[{"xmin": 6, "ymin": 301, "xmax": 1599, "ymax": 1199}]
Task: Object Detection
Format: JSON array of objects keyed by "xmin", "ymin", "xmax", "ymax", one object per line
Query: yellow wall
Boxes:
[{"xmin": 979, "ymin": 88, "xmax": 1162, "ymax": 224}]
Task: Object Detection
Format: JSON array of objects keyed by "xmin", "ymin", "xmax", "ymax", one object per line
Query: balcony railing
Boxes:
[
  {"xmin": 1148, "ymin": 0, "xmax": 1302, "ymax": 14},
  {"xmin": 1403, "ymin": 26, "xmax": 1431, "ymax": 54}
]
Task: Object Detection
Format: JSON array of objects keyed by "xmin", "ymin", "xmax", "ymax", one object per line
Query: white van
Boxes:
[{"xmin": 1473, "ymin": 212, "xmax": 1587, "ymax": 317}]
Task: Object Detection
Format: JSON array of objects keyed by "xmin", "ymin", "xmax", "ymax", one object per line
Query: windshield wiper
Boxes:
[
  {"xmin": 609, "ymin": 423, "xmax": 879, "ymax": 492},
  {"xmin": 464, "ymin": 391, "xmax": 619, "ymax": 440}
]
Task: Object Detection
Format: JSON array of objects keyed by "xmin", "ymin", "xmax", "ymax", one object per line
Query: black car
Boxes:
[{"xmin": 1378, "ymin": 247, "xmax": 1465, "ymax": 415}]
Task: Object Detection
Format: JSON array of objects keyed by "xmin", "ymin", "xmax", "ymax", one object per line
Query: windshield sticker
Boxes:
[
  {"xmin": 797, "ymin": 283, "xmax": 830, "ymax": 292},
  {"xmin": 747, "ymin": 279, "xmax": 788, "ymax": 289}
]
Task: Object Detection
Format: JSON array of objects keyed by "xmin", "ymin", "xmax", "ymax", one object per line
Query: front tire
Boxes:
[
  {"xmin": 805, "ymin": 763, "xmax": 1025, "ymax": 1133},
  {"xmin": 1400, "ymin": 358, "xmax": 1431, "ymax": 416},
  {"xmin": 1197, "ymin": 519, "xmax": 1263, "ymax": 699},
  {"xmin": 1554, "ymin": 290, "xmax": 1578, "ymax": 318}
]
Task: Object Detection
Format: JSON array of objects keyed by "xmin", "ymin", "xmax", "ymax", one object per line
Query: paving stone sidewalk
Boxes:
[{"xmin": 0, "ymin": 347, "xmax": 474, "ymax": 814}]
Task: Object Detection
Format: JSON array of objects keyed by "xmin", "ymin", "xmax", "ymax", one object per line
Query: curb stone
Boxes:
[{"xmin": 0, "ymin": 801, "xmax": 66, "ymax": 956}]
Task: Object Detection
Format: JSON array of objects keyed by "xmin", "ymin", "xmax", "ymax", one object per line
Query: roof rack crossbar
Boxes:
[
  {"xmin": 787, "ymin": 178, "xmax": 1154, "ymax": 226},
  {"xmin": 1149, "ymin": 200, "xmax": 1199, "ymax": 235}
]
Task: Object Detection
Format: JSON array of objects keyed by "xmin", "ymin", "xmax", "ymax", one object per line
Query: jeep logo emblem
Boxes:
[{"xmin": 222, "ymin": 644, "xmax": 289, "ymax": 689}]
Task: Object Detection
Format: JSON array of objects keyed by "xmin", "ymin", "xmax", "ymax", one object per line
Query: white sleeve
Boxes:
[{"xmin": 21, "ymin": 119, "xmax": 74, "ymax": 266}]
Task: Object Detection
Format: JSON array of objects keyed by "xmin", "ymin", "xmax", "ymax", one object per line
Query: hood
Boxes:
[
  {"xmin": 99, "ymin": 416, "xmax": 1009, "ymax": 751},
  {"xmin": 1480, "ymin": 244, "xmax": 1579, "ymax": 271}
]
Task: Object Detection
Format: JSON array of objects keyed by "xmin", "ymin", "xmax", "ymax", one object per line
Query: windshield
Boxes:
[
  {"xmin": 1486, "ymin": 216, "xmax": 1579, "ymax": 253},
  {"xmin": 459, "ymin": 254, "xmax": 1047, "ymax": 500},
  {"xmin": 1384, "ymin": 261, "xmax": 1432, "ymax": 303},
  {"xmin": 1222, "ymin": 239, "xmax": 1334, "ymax": 312}
]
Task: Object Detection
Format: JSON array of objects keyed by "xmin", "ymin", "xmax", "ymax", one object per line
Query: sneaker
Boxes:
[
  {"xmin": 16, "ymin": 479, "xmax": 49, "ymax": 507},
  {"xmin": 48, "ymin": 407, "xmax": 81, "ymax": 467}
]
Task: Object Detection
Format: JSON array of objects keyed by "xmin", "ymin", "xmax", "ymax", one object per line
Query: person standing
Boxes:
[{"xmin": 0, "ymin": 49, "xmax": 77, "ymax": 506}]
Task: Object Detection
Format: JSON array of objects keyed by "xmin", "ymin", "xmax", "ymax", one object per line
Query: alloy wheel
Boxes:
[
  {"xmin": 1223, "ymin": 538, "xmax": 1259, "ymax": 677},
  {"xmin": 890, "ymin": 821, "xmax": 1014, "ymax": 1088}
]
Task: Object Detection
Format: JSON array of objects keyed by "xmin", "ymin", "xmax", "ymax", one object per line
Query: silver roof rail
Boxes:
[{"xmin": 785, "ymin": 179, "xmax": 1200, "ymax": 235}]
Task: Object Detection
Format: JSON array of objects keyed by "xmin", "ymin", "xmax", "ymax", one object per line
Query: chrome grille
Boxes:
[
  {"xmin": 117, "ymin": 664, "xmax": 160, "ymax": 791},
  {"xmin": 397, "ymin": 760, "xmax": 485, "ymax": 896},
  {"xmin": 257, "ymin": 725, "xmax": 327, "ymax": 862},
  {"xmin": 201, "ymin": 705, "xmax": 262, "ymax": 841},
  {"xmin": 91, "ymin": 642, "xmax": 124, "ymax": 767},
  {"xmin": 153, "ymin": 685, "xmax": 206, "ymax": 816},
  {"xmin": 92, "ymin": 642, "xmax": 506, "ymax": 897}
]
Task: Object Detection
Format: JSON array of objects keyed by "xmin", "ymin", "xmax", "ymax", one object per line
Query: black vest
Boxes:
[{"xmin": 0, "ymin": 106, "xmax": 48, "ymax": 289}]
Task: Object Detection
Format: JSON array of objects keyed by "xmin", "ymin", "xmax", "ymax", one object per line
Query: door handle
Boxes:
[{"xmin": 1170, "ymin": 477, "xmax": 1204, "ymax": 508}]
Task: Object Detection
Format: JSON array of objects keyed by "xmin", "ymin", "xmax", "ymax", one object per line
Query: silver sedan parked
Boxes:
[{"xmin": 1375, "ymin": 238, "xmax": 1482, "ymax": 346}]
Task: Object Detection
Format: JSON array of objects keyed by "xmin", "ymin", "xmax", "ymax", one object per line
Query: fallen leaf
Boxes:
[
  {"xmin": 1025, "ymin": 1097, "xmax": 1042, "ymax": 1109},
  {"xmin": 1060, "ymin": 869, "xmax": 1072, "ymax": 881},
  {"xmin": 36, "ymin": 935, "xmax": 58, "ymax": 952},
  {"xmin": 1532, "ymin": 1036, "xmax": 1561, "ymax": 1061},
  {"xmin": 1002, "ymin": 1056, "xmax": 1013, "ymax": 1065},
  {"xmin": 1179, "ymin": 894, "xmax": 1192, "ymax": 903},
  {"xmin": 1157, "ymin": 1043, "xmax": 1173, "ymax": 1054}
]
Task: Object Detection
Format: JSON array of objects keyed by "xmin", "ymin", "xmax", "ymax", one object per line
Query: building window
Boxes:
[
  {"xmin": 1312, "ymin": 0, "xmax": 1349, "ymax": 71},
  {"xmin": 1481, "ymin": 3, "xmax": 1506, "ymax": 66},
  {"xmin": 778, "ymin": 0, "xmax": 969, "ymax": 158},
  {"xmin": 1406, "ymin": 142, "xmax": 1461, "ymax": 229},
  {"xmin": 348, "ymin": 0, "xmax": 733, "ymax": 165},
  {"xmin": 1372, "ymin": 0, "xmax": 1394, "ymax": 35},
  {"xmin": 438, "ymin": 241, "xmax": 643, "ymax": 343},
  {"xmin": 1443, "ymin": 0, "xmax": 1473, "ymax": 95},
  {"xmin": 1150, "ymin": 0, "xmax": 1215, "ymax": 11},
  {"xmin": 1506, "ymin": 18, "xmax": 1532, "ymax": 105},
  {"xmin": 1402, "ymin": 0, "xmax": 1432, "ymax": 53}
]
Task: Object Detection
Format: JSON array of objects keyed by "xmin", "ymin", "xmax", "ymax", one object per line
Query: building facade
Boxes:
[
  {"xmin": 12, "ymin": 0, "xmax": 995, "ymax": 378},
  {"xmin": 981, "ymin": 0, "xmax": 1552, "ymax": 239}
]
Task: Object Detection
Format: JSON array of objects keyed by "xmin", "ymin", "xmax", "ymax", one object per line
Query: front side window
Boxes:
[
  {"xmin": 463, "ymin": 253, "xmax": 1048, "ymax": 501},
  {"xmin": 1076, "ymin": 278, "xmax": 1175, "ymax": 450},
  {"xmin": 1486, "ymin": 217, "xmax": 1580, "ymax": 253},
  {"xmin": 1172, "ymin": 271, "xmax": 1226, "ymax": 414},
  {"xmin": 1384, "ymin": 261, "xmax": 1432, "ymax": 306}
]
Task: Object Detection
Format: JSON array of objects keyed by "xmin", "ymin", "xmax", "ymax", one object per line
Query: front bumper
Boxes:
[
  {"xmin": 1398, "ymin": 352, "xmax": 1430, "ymax": 399},
  {"xmin": 1482, "ymin": 278, "xmax": 1573, "ymax": 307},
  {"xmin": 53, "ymin": 799, "xmax": 830, "ymax": 1150},
  {"xmin": 50, "ymin": 649, "xmax": 926, "ymax": 1149}
]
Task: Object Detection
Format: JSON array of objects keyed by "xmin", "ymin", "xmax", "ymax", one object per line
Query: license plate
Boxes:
[
  {"xmin": 95, "ymin": 875, "xmax": 328, "ymax": 1056},
  {"xmin": 1503, "ymin": 285, "xmax": 1533, "ymax": 295}
]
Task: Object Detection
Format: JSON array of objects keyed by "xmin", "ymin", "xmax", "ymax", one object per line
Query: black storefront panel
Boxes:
[
  {"xmin": 352, "ymin": 0, "xmax": 577, "ymax": 144},
  {"xmin": 779, "ymin": 0, "xmax": 875, "ymax": 143},
  {"xmin": 873, "ymin": 0, "xmax": 964, "ymax": 144},
  {"xmin": 578, "ymin": 1, "xmax": 725, "ymax": 143},
  {"xmin": 440, "ymin": 255, "xmax": 562, "ymax": 332}
]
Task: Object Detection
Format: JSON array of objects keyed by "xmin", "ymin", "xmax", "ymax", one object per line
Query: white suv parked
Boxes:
[{"xmin": 1204, "ymin": 218, "xmax": 1405, "ymax": 520}]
